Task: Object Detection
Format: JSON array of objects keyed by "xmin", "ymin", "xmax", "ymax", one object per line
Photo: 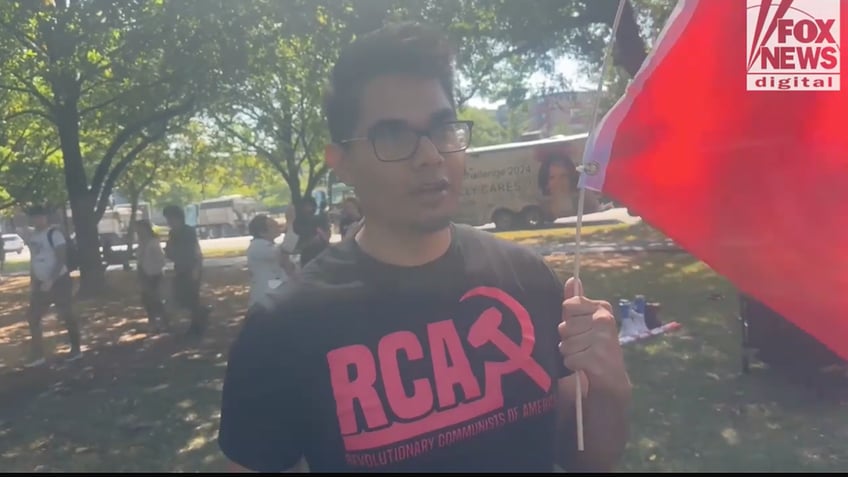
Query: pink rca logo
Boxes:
[{"xmin": 746, "ymin": 0, "xmax": 841, "ymax": 91}]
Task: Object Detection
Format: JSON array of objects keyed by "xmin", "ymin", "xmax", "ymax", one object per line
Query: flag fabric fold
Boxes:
[{"xmin": 581, "ymin": 0, "xmax": 848, "ymax": 360}]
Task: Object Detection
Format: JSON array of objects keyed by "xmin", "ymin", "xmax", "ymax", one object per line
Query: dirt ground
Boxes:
[{"xmin": 0, "ymin": 252, "xmax": 846, "ymax": 472}]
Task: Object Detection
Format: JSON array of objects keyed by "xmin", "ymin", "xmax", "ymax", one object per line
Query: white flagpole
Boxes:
[{"xmin": 572, "ymin": 0, "xmax": 629, "ymax": 452}]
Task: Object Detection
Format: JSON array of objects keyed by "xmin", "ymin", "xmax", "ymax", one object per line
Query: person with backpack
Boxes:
[{"xmin": 24, "ymin": 205, "xmax": 82, "ymax": 367}]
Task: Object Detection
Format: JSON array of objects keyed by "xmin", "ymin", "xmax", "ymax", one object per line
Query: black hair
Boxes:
[
  {"xmin": 537, "ymin": 154, "xmax": 580, "ymax": 196},
  {"xmin": 162, "ymin": 204, "xmax": 185, "ymax": 221},
  {"xmin": 248, "ymin": 214, "xmax": 270, "ymax": 239},
  {"xmin": 323, "ymin": 22, "xmax": 457, "ymax": 144},
  {"xmin": 26, "ymin": 204, "xmax": 49, "ymax": 217}
]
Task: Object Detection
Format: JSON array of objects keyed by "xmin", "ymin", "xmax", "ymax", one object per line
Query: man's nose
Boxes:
[{"xmin": 411, "ymin": 136, "xmax": 445, "ymax": 168}]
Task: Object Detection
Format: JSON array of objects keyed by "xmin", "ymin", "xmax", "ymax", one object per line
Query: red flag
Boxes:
[{"xmin": 582, "ymin": 0, "xmax": 848, "ymax": 360}]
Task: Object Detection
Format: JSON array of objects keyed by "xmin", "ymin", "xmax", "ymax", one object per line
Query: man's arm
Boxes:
[
  {"xmin": 218, "ymin": 307, "xmax": 305, "ymax": 472},
  {"xmin": 540, "ymin": 263, "xmax": 631, "ymax": 471},
  {"xmin": 555, "ymin": 373, "xmax": 631, "ymax": 472},
  {"xmin": 278, "ymin": 251, "xmax": 298, "ymax": 277},
  {"xmin": 48, "ymin": 230, "xmax": 67, "ymax": 280}
]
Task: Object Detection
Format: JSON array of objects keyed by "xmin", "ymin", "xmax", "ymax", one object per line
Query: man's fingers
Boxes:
[
  {"xmin": 563, "ymin": 296, "xmax": 605, "ymax": 318},
  {"xmin": 558, "ymin": 316, "xmax": 593, "ymax": 338},
  {"xmin": 563, "ymin": 276, "xmax": 583, "ymax": 299}
]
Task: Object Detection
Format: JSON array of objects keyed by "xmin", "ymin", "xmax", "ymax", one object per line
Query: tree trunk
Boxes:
[
  {"xmin": 287, "ymin": 175, "xmax": 303, "ymax": 207},
  {"xmin": 55, "ymin": 103, "xmax": 106, "ymax": 297}
]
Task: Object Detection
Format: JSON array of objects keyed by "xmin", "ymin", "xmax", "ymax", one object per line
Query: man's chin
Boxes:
[{"xmin": 410, "ymin": 216, "xmax": 452, "ymax": 234}]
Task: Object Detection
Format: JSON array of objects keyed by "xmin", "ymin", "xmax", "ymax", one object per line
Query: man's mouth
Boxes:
[{"xmin": 412, "ymin": 179, "xmax": 450, "ymax": 195}]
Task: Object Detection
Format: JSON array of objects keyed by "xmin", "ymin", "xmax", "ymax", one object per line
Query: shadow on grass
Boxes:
[
  {"xmin": 547, "ymin": 253, "xmax": 847, "ymax": 472},
  {"xmin": 503, "ymin": 221, "xmax": 669, "ymax": 247},
  {"xmin": 0, "ymin": 266, "xmax": 252, "ymax": 472},
  {"xmin": 1, "ymin": 253, "xmax": 845, "ymax": 472}
]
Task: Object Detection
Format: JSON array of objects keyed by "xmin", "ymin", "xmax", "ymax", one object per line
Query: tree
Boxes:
[
  {"xmin": 0, "ymin": 0, "xmax": 251, "ymax": 294},
  {"xmin": 217, "ymin": 0, "xmax": 662, "ymax": 207},
  {"xmin": 0, "ymin": 79, "xmax": 65, "ymax": 209},
  {"xmin": 215, "ymin": 2, "xmax": 348, "ymax": 206},
  {"xmin": 457, "ymin": 107, "xmax": 510, "ymax": 147}
]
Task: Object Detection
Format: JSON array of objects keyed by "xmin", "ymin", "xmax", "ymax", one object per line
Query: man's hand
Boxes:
[{"xmin": 558, "ymin": 277, "xmax": 629, "ymax": 396}]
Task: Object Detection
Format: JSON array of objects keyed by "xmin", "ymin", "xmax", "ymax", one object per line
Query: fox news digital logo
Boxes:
[{"xmin": 746, "ymin": 0, "xmax": 841, "ymax": 91}]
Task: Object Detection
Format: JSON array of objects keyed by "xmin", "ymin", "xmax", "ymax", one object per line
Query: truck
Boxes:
[
  {"xmin": 195, "ymin": 195, "xmax": 261, "ymax": 238},
  {"xmin": 453, "ymin": 133, "xmax": 602, "ymax": 231},
  {"xmin": 321, "ymin": 177, "xmax": 358, "ymax": 233}
]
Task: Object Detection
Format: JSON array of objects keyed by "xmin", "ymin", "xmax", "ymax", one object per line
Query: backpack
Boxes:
[{"xmin": 47, "ymin": 227, "xmax": 79, "ymax": 272}]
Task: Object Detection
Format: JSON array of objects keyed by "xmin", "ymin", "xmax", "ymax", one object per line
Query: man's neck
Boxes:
[{"xmin": 355, "ymin": 219, "xmax": 452, "ymax": 267}]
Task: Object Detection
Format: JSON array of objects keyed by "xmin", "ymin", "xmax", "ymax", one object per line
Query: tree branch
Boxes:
[
  {"xmin": 95, "ymin": 130, "xmax": 165, "ymax": 220},
  {"xmin": 455, "ymin": 42, "xmax": 538, "ymax": 107},
  {"xmin": 8, "ymin": 70, "xmax": 54, "ymax": 111},
  {"xmin": 0, "ymin": 147, "xmax": 57, "ymax": 209},
  {"xmin": 3, "ymin": 108, "xmax": 53, "ymax": 122},
  {"xmin": 79, "ymin": 73, "xmax": 180, "ymax": 117},
  {"xmin": 0, "ymin": 22, "xmax": 49, "ymax": 57},
  {"xmin": 90, "ymin": 98, "xmax": 195, "ymax": 194},
  {"xmin": 219, "ymin": 122, "xmax": 291, "ymax": 183}
]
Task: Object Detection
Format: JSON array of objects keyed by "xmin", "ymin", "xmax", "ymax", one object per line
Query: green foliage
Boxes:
[
  {"xmin": 0, "ymin": 0, "xmax": 673, "ymax": 288},
  {"xmin": 0, "ymin": 0, "xmax": 254, "ymax": 289},
  {"xmin": 458, "ymin": 107, "xmax": 510, "ymax": 147}
]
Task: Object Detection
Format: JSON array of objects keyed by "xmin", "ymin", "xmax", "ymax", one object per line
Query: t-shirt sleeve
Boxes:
[
  {"xmin": 49, "ymin": 229, "xmax": 66, "ymax": 248},
  {"xmin": 542, "ymin": 261, "xmax": 574, "ymax": 379},
  {"xmin": 218, "ymin": 307, "xmax": 304, "ymax": 471}
]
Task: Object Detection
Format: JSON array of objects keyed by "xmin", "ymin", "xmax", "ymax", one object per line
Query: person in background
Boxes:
[
  {"xmin": 135, "ymin": 219, "xmax": 169, "ymax": 334},
  {"xmin": 24, "ymin": 205, "xmax": 82, "ymax": 367},
  {"xmin": 246, "ymin": 215, "xmax": 297, "ymax": 309},
  {"xmin": 292, "ymin": 196, "xmax": 330, "ymax": 267},
  {"xmin": 163, "ymin": 205, "xmax": 210, "ymax": 338},
  {"xmin": 0, "ymin": 236, "xmax": 6, "ymax": 281},
  {"xmin": 338, "ymin": 197, "xmax": 362, "ymax": 239}
]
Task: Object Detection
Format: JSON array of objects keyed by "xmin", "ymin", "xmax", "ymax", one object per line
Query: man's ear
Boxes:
[{"xmin": 325, "ymin": 143, "xmax": 353, "ymax": 185}]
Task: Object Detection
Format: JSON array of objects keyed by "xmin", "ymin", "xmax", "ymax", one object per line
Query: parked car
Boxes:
[{"xmin": 2, "ymin": 233, "xmax": 25, "ymax": 254}]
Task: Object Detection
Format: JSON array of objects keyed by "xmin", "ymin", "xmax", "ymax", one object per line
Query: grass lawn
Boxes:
[
  {"xmin": 0, "ymin": 251, "xmax": 845, "ymax": 471},
  {"xmin": 495, "ymin": 221, "xmax": 669, "ymax": 247}
]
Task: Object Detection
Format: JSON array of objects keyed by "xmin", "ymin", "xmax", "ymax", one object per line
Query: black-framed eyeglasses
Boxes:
[{"xmin": 340, "ymin": 120, "xmax": 474, "ymax": 162}]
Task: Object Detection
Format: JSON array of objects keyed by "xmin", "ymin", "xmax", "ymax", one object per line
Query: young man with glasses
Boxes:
[{"xmin": 218, "ymin": 22, "xmax": 631, "ymax": 472}]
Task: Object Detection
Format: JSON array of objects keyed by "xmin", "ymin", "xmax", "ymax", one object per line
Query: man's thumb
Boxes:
[{"xmin": 564, "ymin": 276, "xmax": 584, "ymax": 299}]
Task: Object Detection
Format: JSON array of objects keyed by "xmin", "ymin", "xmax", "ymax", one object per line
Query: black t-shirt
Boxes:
[
  {"xmin": 165, "ymin": 224, "xmax": 200, "ymax": 272},
  {"xmin": 218, "ymin": 224, "xmax": 572, "ymax": 472}
]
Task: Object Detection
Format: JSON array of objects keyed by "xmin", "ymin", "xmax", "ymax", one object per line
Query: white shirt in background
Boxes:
[
  {"xmin": 28, "ymin": 227, "xmax": 68, "ymax": 282},
  {"xmin": 137, "ymin": 238, "xmax": 167, "ymax": 277},
  {"xmin": 247, "ymin": 238, "xmax": 288, "ymax": 307}
]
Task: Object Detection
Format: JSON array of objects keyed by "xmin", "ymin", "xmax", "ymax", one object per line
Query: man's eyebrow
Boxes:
[
  {"xmin": 430, "ymin": 108, "xmax": 457, "ymax": 123},
  {"xmin": 365, "ymin": 108, "xmax": 457, "ymax": 133}
]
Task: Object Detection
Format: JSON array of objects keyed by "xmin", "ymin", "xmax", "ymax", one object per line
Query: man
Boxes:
[
  {"xmin": 292, "ymin": 196, "xmax": 331, "ymax": 267},
  {"xmin": 163, "ymin": 205, "xmax": 210, "ymax": 337},
  {"xmin": 218, "ymin": 23, "xmax": 631, "ymax": 472},
  {"xmin": 24, "ymin": 205, "xmax": 82, "ymax": 367}
]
